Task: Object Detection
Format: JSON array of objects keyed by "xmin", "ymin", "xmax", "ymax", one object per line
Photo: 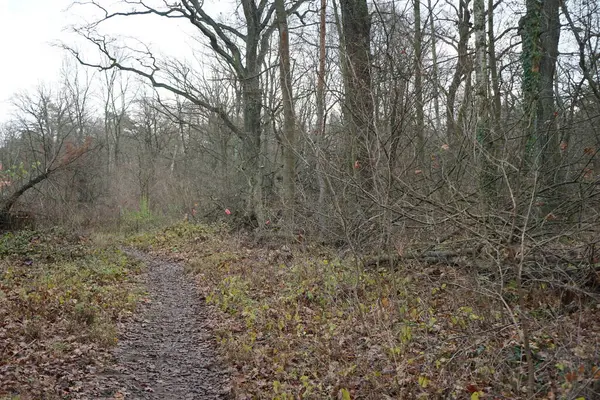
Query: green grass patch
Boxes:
[{"xmin": 126, "ymin": 220, "xmax": 223, "ymax": 252}]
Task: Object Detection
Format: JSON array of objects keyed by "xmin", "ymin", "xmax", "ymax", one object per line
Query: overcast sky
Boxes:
[
  {"xmin": 0, "ymin": 0, "xmax": 231, "ymax": 123},
  {"xmin": 0, "ymin": 0, "xmax": 71, "ymax": 120}
]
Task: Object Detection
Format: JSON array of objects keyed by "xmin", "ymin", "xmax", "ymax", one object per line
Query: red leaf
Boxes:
[
  {"xmin": 466, "ymin": 384, "xmax": 479, "ymax": 393},
  {"xmin": 545, "ymin": 213, "xmax": 558, "ymax": 221},
  {"xmin": 560, "ymin": 141, "xmax": 568, "ymax": 151}
]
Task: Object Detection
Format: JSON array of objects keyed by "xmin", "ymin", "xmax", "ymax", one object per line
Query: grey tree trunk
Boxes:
[
  {"xmin": 446, "ymin": 0, "xmax": 471, "ymax": 139},
  {"xmin": 241, "ymin": 75, "xmax": 264, "ymax": 225},
  {"xmin": 474, "ymin": 0, "xmax": 495, "ymax": 200},
  {"xmin": 332, "ymin": 0, "xmax": 353, "ymax": 171},
  {"xmin": 487, "ymin": 0, "xmax": 502, "ymax": 138},
  {"xmin": 413, "ymin": 0, "xmax": 425, "ymax": 165},
  {"xmin": 316, "ymin": 0, "xmax": 328, "ymax": 237},
  {"xmin": 339, "ymin": 0, "xmax": 373, "ymax": 184},
  {"xmin": 537, "ymin": 0, "xmax": 561, "ymax": 211},
  {"xmin": 427, "ymin": 0, "xmax": 441, "ymax": 132},
  {"xmin": 275, "ymin": 0, "xmax": 297, "ymax": 229},
  {"xmin": 521, "ymin": 0, "xmax": 561, "ymax": 214},
  {"xmin": 240, "ymin": 0, "xmax": 265, "ymax": 225}
]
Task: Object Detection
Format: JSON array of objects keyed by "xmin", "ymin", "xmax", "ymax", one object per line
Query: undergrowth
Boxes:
[
  {"xmin": 129, "ymin": 222, "xmax": 600, "ymax": 399},
  {"xmin": 0, "ymin": 228, "xmax": 143, "ymax": 399}
]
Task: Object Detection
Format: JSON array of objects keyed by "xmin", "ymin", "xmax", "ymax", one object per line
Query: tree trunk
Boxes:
[
  {"xmin": 332, "ymin": 0, "xmax": 353, "ymax": 171},
  {"xmin": 339, "ymin": 0, "xmax": 373, "ymax": 183},
  {"xmin": 413, "ymin": 0, "xmax": 425, "ymax": 166},
  {"xmin": 537, "ymin": 0, "xmax": 561, "ymax": 203},
  {"xmin": 474, "ymin": 0, "xmax": 495, "ymax": 201},
  {"xmin": 242, "ymin": 76, "xmax": 264, "ymax": 225},
  {"xmin": 521, "ymin": 0, "xmax": 561, "ymax": 216},
  {"xmin": 487, "ymin": 0, "xmax": 502, "ymax": 137},
  {"xmin": 275, "ymin": 0, "xmax": 297, "ymax": 229},
  {"xmin": 0, "ymin": 171, "xmax": 50, "ymax": 216},
  {"xmin": 428, "ymin": 0, "xmax": 441, "ymax": 132},
  {"xmin": 241, "ymin": 0, "xmax": 267, "ymax": 225},
  {"xmin": 316, "ymin": 0, "xmax": 328, "ymax": 237},
  {"xmin": 446, "ymin": 0, "xmax": 471, "ymax": 139}
]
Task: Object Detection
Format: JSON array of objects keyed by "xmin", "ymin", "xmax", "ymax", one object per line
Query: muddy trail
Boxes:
[{"xmin": 76, "ymin": 249, "xmax": 230, "ymax": 400}]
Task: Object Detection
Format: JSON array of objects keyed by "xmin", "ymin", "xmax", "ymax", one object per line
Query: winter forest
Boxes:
[{"xmin": 1, "ymin": 0, "xmax": 599, "ymax": 398}]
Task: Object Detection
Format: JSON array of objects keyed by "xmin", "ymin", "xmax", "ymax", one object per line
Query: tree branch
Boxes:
[{"xmin": 62, "ymin": 40, "xmax": 243, "ymax": 139}]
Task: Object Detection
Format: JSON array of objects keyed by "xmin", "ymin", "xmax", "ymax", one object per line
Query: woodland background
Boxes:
[{"xmin": 0, "ymin": 0, "xmax": 598, "ymax": 249}]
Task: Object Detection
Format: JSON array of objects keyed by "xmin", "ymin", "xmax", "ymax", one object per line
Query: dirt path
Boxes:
[{"xmin": 76, "ymin": 249, "xmax": 230, "ymax": 400}]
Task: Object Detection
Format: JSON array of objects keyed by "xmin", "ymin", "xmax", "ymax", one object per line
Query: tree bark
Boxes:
[
  {"xmin": 446, "ymin": 0, "xmax": 471, "ymax": 139},
  {"xmin": 0, "ymin": 171, "xmax": 50, "ymax": 216},
  {"xmin": 487, "ymin": 0, "xmax": 502, "ymax": 137},
  {"xmin": 316, "ymin": 0, "xmax": 328, "ymax": 237},
  {"xmin": 538, "ymin": 0, "xmax": 561, "ymax": 212},
  {"xmin": 241, "ymin": 75, "xmax": 264, "ymax": 224},
  {"xmin": 427, "ymin": 0, "xmax": 441, "ymax": 132},
  {"xmin": 339, "ymin": 0, "xmax": 373, "ymax": 183},
  {"xmin": 474, "ymin": 0, "xmax": 495, "ymax": 201},
  {"xmin": 413, "ymin": 0, "xmax": 425, "ymax": 166},
  {"xmin": 520, "ymin": 0, "xmax": 561, "ymax": 215},
  {"xmin": 275, "ymin": 0, "xmax": 297, "ymax": 229}
]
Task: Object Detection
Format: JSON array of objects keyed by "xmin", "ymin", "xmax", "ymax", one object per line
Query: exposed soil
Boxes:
[{"xmin": 75, "ymin": 249, "xmax": 230, "ymax": 400}]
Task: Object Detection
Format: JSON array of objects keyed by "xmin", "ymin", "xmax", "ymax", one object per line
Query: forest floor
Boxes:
[
  {"xmin": 1, "ymin": 223, "xmax": 600, "ymax": 399},
  {"xmin": 0, "ymin": 229, "xmax": 229, "ymax": 399},
  {"xmin": 127, "ymin": 223, "xmax": 600, "ymax": 400},
  {"xmin": 72, "ymin": 248, "xmax": 230, "ymax": 399},
  {"xmin": 0, "ymin": 229, "xmax": 144, "ymax": 399}
]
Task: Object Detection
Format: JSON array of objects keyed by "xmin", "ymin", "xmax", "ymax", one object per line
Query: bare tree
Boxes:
[
  {"xmin": 66, "ymin": 0, "xmax": 305, "ymax": 224},
  {"xmin": 315, "ymin": 0, "xmax": 328, "ymax": 237},
  {"xmin": 0, "ymin": 85, "xmax": 93, "ymax": 219}
]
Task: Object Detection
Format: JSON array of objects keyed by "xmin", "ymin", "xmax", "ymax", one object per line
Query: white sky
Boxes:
[
  {"xmin": 0, "ymin": 0, "xmax": 229, "ymax": 123},
  {"xmin": 0, "ymin": 0, "xmax": 71, "ymax": 120}
]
